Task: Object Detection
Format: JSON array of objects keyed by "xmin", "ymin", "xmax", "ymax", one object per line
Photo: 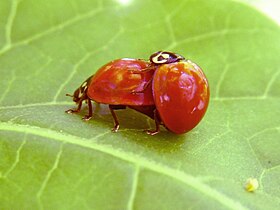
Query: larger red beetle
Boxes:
[
  {"xmin": 150, "ymin": 52, "xmax": 209, "ymax": 134},
  {"xmin": 66, "ymin": 51, "xmax": 209, "ymax": 135}
]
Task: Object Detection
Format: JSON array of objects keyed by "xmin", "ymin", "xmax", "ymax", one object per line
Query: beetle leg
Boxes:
[
  {"xmin": 131, "ymin": 78, "xmax": 152, "ymax": 94},
  {"xmin": 145, "ymin": 109, "xmax": 160, "ymax": 135},
  {"xmin": 109, "ymin": 105, "xmax": 126, "ymax": 132},
  {"xmin": 65, "ymin": 100, "xmax": 83, "ymax": 114},
  {"xmin": 82, "ymin": 98, "xmax": 93, "ymax": 121}
]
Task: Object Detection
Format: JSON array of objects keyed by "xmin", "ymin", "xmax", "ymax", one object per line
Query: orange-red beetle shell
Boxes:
[
  {"xmin": 152, "ymin": 60, "xmax": 209, "ymax": 134},
  {"xmin": 87, "ymin": 59, "xmax": 154, "ymax": 106}
]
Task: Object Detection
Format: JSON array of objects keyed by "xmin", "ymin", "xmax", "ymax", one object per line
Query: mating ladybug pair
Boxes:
[{"xmin": 66, "ymin": 51, "xmax": 209, "ymax": 135}]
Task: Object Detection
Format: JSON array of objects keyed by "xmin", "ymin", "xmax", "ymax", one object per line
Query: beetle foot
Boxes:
[
  {"xmin": 65, "ymin": 109, "xmax": 79, "ymax": 114},
  {"xmin": 82, "ymin": 115, "xmax": 92, "ymax": 121},
  {"xmin": 111, "ymin": 125, "xmax": 120, "ymax": 132},
  {"xmin": 145, "ymin": 129, "xmax": 159, "ymax": 136}
]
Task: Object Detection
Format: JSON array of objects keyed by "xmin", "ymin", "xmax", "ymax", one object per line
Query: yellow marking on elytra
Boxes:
[
  {"xmin": 129, "ymin": 74, "xmax": 141, "ymax": 80},
  {"xmin": 81, "ymin": 82, "xmax": 87, "ymax": 88},
  {"xmin": 101, "ymin": 65, "xmax": 112, "ymax": 73},
  {"xmin": 115, "ymin": 73, "xmax": 124, "ymax": 83},
  {"xmin": 78, "ymin": 90, "xmax": 83, "ymax": 98},
  {"xmin": 78, "ymin": 82, "xmax": 88, "ymax": 98}
]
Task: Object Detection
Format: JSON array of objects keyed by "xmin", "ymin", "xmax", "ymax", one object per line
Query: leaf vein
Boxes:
[
  {"xmin": 262, "ymin": 69, "xmax": 280, "ymax": 98},
  {"xmin": 0, "ymin": 122, "xmax": 249, "ymax": 210},
  {"xmin": 191, "ymin": 130, "xmax": 231, "ymax": 156},
  {"xmin": 170, "ymin": 28, "xmax": 276, "ymax": 49},
  {"xmin": 0, "ymin": 7, "xmax": 102, "ymax": 56},
  {"xmin": 127, "ymin": 165, "xmax": 140, "ymax": 210},
  {"xmin": 36, "ymin": 142, "xmax": 64, "ymax": 210},
  {"xmin": 215, "ymin": 63, "xmax": 230, "ymax": 98},
  {"xmin": 52, "ymin": 28, "xmax": 124, "ymax": 102},
  {"xmin": 0, "ymin": 71, "xmax": 16, "ymax": 104},
  {"xmin": 3, "ymin": 134, "xmax": 26, "ymax": 178},
  {"xmin": 1, "ymin": 0, "xmax": 19, "ymax": 52},
  {"xmin": 248, "ymin": 127, "xmax": 280, "ymax": 141}
]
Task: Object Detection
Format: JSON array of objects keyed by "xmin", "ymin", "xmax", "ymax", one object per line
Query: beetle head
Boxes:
[
  {"xmin": 149, "ymin": 51, "xmax": 185, "ymax": 65},
  {"xmin": 66, "ymin": 76, "xmax": 92, "ymax": 103}
]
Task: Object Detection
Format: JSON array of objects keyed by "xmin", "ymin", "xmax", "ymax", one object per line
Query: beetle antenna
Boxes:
[{"xmin": 66, "ymin": 93, "xmax": 73, "ymax": 97}]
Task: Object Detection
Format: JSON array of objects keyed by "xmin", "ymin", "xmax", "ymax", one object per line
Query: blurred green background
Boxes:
[{"xmin": 0, "ymin": 0, "xmax": 279, "ymax": 209}]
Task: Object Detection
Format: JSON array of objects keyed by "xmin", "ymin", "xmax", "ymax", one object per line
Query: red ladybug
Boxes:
[
  {"xmin": 148, "ymin": 51, "xmax": 210, "ymax": 134},
  {"xmin": 65, "ymin": 58, "xmax": 155, "ymax": 132},
  {"xmin": 128, "ymin": 51, "xmax": 209, "ymax": 135}
]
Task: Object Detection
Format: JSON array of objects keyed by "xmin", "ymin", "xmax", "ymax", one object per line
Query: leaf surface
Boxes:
[{"xmin": 0, "ymin": 0, "xmax": 280, "ymax": 209}]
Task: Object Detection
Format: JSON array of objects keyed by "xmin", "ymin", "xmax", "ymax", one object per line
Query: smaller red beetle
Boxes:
[
  {"xmin": 66, "ymin": 58, "xmax": 155, "ymax": 132},
  {"xmin": 66, "ymin": 51, "xmax": 210, "ymax": 135}
]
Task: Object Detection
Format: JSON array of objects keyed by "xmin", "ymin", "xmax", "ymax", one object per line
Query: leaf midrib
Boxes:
[
  {"xmin": 0, "ymin": 121, "xmax": 248, "ymax": 210},
  {"xmin": 0, "ymin": 97, "xmax": 279, "ymax": 110}
]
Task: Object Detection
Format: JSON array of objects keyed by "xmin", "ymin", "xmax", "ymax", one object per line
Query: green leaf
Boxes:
[{"xmin": 0, "ymin": 0, "xmax": 279, "ymax": 209}]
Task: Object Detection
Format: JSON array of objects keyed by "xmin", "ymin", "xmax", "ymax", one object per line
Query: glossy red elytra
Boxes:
[
  {"xmin": 66, "ymin": 58, "xmax": 155, "ymax": 132},
  {"xmin": 66, "ymin": 51, "xmax": 209, "ymax": 135},
  {"xmin": 150, "ymin": 52, "xmax": 209, "ymax": 134}
]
